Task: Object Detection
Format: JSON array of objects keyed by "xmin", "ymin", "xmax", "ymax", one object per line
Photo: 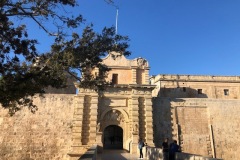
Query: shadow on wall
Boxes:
[
  {"xmin": 79, "ymin": 145, "xmax": 97, "ymax": 160},
  {"xmin": 152, "ymin": 97, "xmax": 175, "ymax": 147},
  {"xmin": 158, "ymin": 87, "xmax": 208, "ymax": 98},
  {"xmin": 147, "ymin": 147, "xmax": 163, "ymax": 160},
  {"xmin": 153, "ymin": 87, "xmax": 208, "ymax": 148}
]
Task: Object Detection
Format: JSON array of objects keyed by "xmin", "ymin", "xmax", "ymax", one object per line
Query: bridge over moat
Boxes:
[{"xmin": 79, "ymin": 145, "xmax": 223, "ymax": 160}]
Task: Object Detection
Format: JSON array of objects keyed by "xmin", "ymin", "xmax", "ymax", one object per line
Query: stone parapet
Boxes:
[
  {"xmin": 152, "ymin": 74, "xmax": 240, "ymax": 83},
  {"xmin": 144, "ymin": 97, "xmax": 154, "ymax": 146}
]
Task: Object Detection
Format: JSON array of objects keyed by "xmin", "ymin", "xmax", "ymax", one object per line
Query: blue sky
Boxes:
[{"xmin": 28, "ymin": 0, "xmax": 240, "ymax": 76}]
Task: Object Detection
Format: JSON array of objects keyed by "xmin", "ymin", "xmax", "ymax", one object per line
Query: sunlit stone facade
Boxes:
[
  {"xmin": 1, "ymin": 53, "xmax": 240, "ymax": 160},
  {"xmin": 70, "ymin": 52, "xmax": 155, "ymax": 156},
  {"xmin": 150, "ymin": 74, "xmax": 240, "ymax": 160}
]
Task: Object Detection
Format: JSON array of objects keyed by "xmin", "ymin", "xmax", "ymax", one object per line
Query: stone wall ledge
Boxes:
[
  {"xmin": 79, "ymin": 145, "xmax": 97, "ymax": 160},
  {"xmin": 153, "ymin": 74, "xmax": 240, "ymax": 83}
]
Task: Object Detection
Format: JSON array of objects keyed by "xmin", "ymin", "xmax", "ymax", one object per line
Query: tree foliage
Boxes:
[{"xmin": 0, "ymin": 0, "xmax": 130, "ymax": 115}]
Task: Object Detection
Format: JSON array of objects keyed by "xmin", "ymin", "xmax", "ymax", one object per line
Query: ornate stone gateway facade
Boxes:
[{"xmin": 70, "ymin": 52, "xmax": 155, "ymax": 155}]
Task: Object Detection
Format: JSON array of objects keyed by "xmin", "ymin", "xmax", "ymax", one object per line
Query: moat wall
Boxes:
[
  {"xmin": 0, "ymin": 94, "xmax": 75, "ymax": 160},
  {"xmin": 1, "ymin": 95, "xmax": 240, "ymax": 160},
  {"xmin": 153, "ymin": 98, "xmax": 240, "ymax": 160}
]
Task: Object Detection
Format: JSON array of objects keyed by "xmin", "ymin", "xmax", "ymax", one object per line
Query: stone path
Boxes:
[{"xmin": 97, "ymin": 150, "xmax": 147, "ymax": 160}]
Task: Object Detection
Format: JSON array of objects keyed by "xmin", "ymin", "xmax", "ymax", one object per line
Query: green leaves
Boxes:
[{"xmin": 0, "ymin": 0, "xmax": 131, "ymax": 115}]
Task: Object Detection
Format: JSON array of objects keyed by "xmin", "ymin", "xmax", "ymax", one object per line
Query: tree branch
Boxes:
[
  {"xmin": 66, "ymin": 70, "xmax": 81, "ymax": 81},
  {"xmin": 18, "ymin": 6, "xmax": 59, "ymax": 36},
  {"xmin": 5, "ymin": 12, "xmax": 40, "ymax": 17}
]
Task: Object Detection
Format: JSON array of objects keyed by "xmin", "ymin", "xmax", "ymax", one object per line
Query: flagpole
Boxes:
[{"xmin": 115, "ymin": 7, "xmax": 119, "ymax": 35}]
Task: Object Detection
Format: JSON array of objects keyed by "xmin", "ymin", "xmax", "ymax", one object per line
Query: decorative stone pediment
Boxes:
[
  {"xmin": 137, "ymin": 57, "xmax": 148, "ymax": 68},
  {"xmin": 102, "ymin": 52, "xmax": 130, "ymax": 67},
  {"xmin": 102, "ymin": 52, "xmax": 149, "ymax": 69},
  {"xmin": 103, "ymin": 110, "xmax": 124, "ymax": 122},
  {"xmin": 109, "ymin": 52, "xmax": 122, "ymax": 60}
]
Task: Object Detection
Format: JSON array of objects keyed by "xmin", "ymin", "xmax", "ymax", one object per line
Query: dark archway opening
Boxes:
[{"xmin": 103, "ymin": 125, "xmax": 123, "ymax": 149}]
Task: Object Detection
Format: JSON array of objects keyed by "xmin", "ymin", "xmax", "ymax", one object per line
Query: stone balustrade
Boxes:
[{"xmin": 146, "ymin": 147, "xmax": 223, "ymax": 160}]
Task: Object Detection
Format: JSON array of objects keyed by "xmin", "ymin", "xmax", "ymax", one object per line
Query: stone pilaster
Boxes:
[
  {"xmin": 130, "ymin": 95, "xmax": 139, "ymax": 154},
  {"xmin": 138, "ymin": 97, "xmax": 145, "ymax": 140},
  {"xmin": 71, "ymin": 95, "xmax": 84, "ymax": 152},
  {"xmin": 96, "ymin": 132, "xmax": 103, "ymax": 153},
  {"xmin": 132, "ymin": 132, "xmax": 139, "ymax": 155},
  {"xmin": 145, "ymin": 69, "xmax": 149, "ymax": 84},
  {"xmin": 144, "ymin": 97, "xmax": 154, "ymax": 146},
  {"xmin": 131, "ymin": 96, "xmax": 140, "ymax": 126},
  {"xmin": 89, "ymin": 94, "xmax": 98, "ymax": 144},
  {"xmin": 132, "ymin": 68, "xmax": 137, "ymax": 84}
]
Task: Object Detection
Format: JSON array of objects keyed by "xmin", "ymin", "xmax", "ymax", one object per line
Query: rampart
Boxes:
[
  {"xmin": 0, "ymin": 94, "xmax": 75, "ymax": 160},
  {"xmin": 1, "ymin": 70, "xmax": 240, "ymax": 160},
  {"xmin": 153, "ymin": 98, "xmax": 240, "ymax": 160}
]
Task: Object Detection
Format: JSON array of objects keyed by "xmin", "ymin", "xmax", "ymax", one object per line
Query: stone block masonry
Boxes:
[
  {"xmin": 153, "ymin": 97, "xmax": 240, "ymax": 160},
  {"xmin": 208, "ymin": 100, "xmax": 240, "ymax": 160},
  {"xmin": 0, "ymin": 94, "xmax": 75, "ymax": 160},
  {"xmin": 2, "ymin": 56, "xmax": 240, "ymax": 160}
]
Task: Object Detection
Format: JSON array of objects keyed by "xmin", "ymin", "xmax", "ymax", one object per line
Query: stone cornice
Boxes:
[
  {"xmin": 107, "ymin": 84, "xmax": 156, "ymax": 89},
  {"xmin": 107, "ymin": 66, "xmax": 150, "ymax": 70},
  {"xmin": 152, "ymin": 74, "xmax": 240, "ymax": 83}
]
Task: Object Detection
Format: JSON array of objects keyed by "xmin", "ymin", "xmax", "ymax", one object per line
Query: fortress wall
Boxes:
[
  {"xmin": 208, "ymin": 100, "xmax": 240, "ymax": 160},
  {"xmin": 152, "ymin": 97, "xmax": 172, "ymax": 147},
  {"xmin": 151, "ymin": 75, "xmax": 240, "ymax": 99},
  {"xmin": 153, "ymin": 98, "xmax": 240, "ymax": 160},
  {"xmin": 0, "ymin": 94, "xmax": 75, "ymax": 160}
]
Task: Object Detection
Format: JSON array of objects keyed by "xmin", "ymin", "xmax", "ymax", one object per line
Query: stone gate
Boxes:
[{"xmin": 70, "ymin": 52, "xmax": 155, "ymax": 156}]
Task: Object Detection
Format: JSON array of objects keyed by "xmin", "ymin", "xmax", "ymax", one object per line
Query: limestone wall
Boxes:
[
  {"xmin": 106, "ymin": 69, "xmax": 132, "ymax": 84},
  {"xmin": 208, "ymin": 100, "xmax": 240, "ymax": 159},
  {"xmin": 0, "ymin": 94, "xmax": 75, "ymax": 160},
  {"xmin": 151, "ymin": 74, "xmax": 240, "ymax": 99},
  {"xmin": 101, "ymin": 52, "xmax": 150, "ymax": 85},
  {"xmin": 153, "ymin": 98, "xmax": 240, "ymax": 160},
  {"xmin": 152, "ymin": 97, "xmax": 172, "ymax": 147}
]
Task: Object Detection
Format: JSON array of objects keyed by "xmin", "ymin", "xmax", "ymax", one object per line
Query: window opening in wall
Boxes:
[
  {"xmin": 112, "ymin": 74, "xmax": 118, "ymax": 85},
  {"xmin": 224, "ymin": 89, "xmax": 229, "ymax": 96},
  {"xmin": 183, "ymin": 87, "xmax": 186, "ymax": 92},
  {"xmin": 198, "ymin": 89, "xmax": 202, "ymax": 94}
]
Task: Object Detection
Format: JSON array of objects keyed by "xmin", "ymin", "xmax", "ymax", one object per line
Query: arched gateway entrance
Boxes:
[
  {"xmin": 103, "ymin": 125, "xmax": 123, "ymax": 149},
  {"xmin": 69, "ymin": 53, "xmax": 154, "ymax": 156}
]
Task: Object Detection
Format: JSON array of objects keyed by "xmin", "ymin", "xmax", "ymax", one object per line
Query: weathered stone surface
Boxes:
[
  {"xmin": 1, "ymin": 54, "xmax": 240, "ymax": 160},
  {"xmin": 0, "ymin": 94, "xmax": 75, "ymax": 160},
  {"xmin": 151, "ymin": 74, "xmax": 240, "ymax": 160}
]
